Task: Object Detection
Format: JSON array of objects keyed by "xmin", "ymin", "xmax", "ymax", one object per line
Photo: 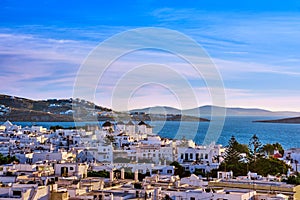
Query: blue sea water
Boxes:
[
  {"xmin": 11, "ymin": 116, "xmax": 300, "ymax": 149},
  {"xmin": 150, "ymin": 116, "xmax": 300, "ymax": 149}
]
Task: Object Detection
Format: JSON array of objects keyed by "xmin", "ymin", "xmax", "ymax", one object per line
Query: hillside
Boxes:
[
  {"xmin": 0, "ymin": 94, "xmax": 112, "ymax": 122},
  {"xmin": 5, "ymin": 108, "xmax": 74, "ymax": 122}
]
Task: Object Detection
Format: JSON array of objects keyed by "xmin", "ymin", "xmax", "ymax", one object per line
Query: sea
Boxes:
[{"xmin": 10, "ymin": 116, "xmax": 300, "ymax": 150}]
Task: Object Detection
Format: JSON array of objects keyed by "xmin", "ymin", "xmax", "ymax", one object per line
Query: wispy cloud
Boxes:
[
  {"xmin": 0, "ymin": 32, "xmax": 92, "ymax": 64},
  {"xmin": 215, "ymin": 59, "xmax": 300, "ymax": 77},
  {"xmin": 0, "ymin": 30, "xmax": 95, "ymax": 99},
  {"xmin": 1, "ymin": 5, "xmax": 300, "ymax": 111}
]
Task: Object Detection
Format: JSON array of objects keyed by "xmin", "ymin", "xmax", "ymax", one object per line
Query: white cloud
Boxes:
[
  {"xmin": 214, "ymin": 58, "xmax": 300, "ymax": 78},
  {"xmin": 1, "ymin": 23, "xmax": 300, "ymax": 112}
]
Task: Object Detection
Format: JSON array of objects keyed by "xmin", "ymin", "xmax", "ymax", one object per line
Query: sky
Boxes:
[{"xmin": 1, "ymin": 0, "xmax": 300, "ymax": 111}]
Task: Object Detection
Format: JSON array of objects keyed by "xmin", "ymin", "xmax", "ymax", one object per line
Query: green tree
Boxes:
[
  {"xmin": 0, "ymin": 154, "xmax": 19, "ymax": 165},
  {"xmin": 217, "ymin": 136, "xmax": 251, "ymax": 176},
  {"xmin": 194, "ymin": 168, "xmax": 206, "ymax": 177},
  {"xmin": 273, "ymin": 143, "xmax": 284, "ymax": 155},
  {"xmin": 249, "ymin": 134, "xmax": 262, "ymax": 161},
  {"xmin": 125, "ymin": 171, "xmax": 134, "ymax": 179},
  {"xmin": 224, "ymin": 136, "xmax": 240, "ymax": 163},
  {"xmin": 286, "ymin": 174, "xmax": 300, "ymax": 185},
  {"xmin": 224, "ymin": 136, "xmax": 249, "ymax": 163},
  {"xmin": 219, "ymin": 136, "xmax": 288, "ymax": 177},
  {"xmin": 249, "ymin": 157, "xmax": 289, "ymax": 176},
  {"xmin": 49, "ymin": 125, "xmax": 64, "ymax": 131},
  {"xmin": 170, "ymin": 161, "xmax": 190, "ymax": 178},
  {"xmin": 87, "ymin": 170, "xmax": 109, "ymax": 178},
  {"xmin": 218, "ymin": 161, "xmax": 248, "ymax": 177},
  {"xmin": 114, "ymin": 157, "xmax": 131, "ymax": 163},
  {"xmin": 261, "ymin": 143, "xmax": 284, "ymax": 157},
  {"xmin": 261, "ymin": 143, "xmax": 275, "ymax": 156}
]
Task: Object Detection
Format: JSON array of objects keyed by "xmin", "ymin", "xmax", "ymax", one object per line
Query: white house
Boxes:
[
  {"xmin": 284, "ymin": 148, "xmax": 300, "ymax": 172},
  {"xmin": 218, "ymin": 171, "xmax": 234, "ymax": 179},
  {"xmin": 125, "ymin": 121, "xmax": 135, "ymax": 134},
  {"xmin": 137, "ymin": 121, "xmax": 152, "ymax": 134},
  {"xmin": 2, "ymin": 121, "xmax": 20, "ymax": 132},
  {"xmin": 180, "ymin": 174, "xmax": 204, "ymax": 187},
  {"xmin": 32, "ymin": 151, "xmax": 73, "ymax": 163},
  {"xmin": 54, "ymin": 163, "xmax": 88, "ymax": 178},
  {"xmin": 177, "ymin": 143, "xmax": 225, "ymax": 165},
  {"xmin": 31, "ymin": 125, "xmax": 47, "ymax": 133}
]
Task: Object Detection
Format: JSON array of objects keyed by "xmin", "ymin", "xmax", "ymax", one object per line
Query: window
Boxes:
[
  {"xmin": 70, "ymin": 167, "xmax": 74, "ymax": 170},
  {"xmin": 153, "ymin": 154, "xmax": 156, "ymax": 157},
  {"xmin": 185, "ymin": 153, "xmax": 188, "ymax": 160},
  {"xmin": 181, "ymin": 154, "xmax": 184, "ymax": 159},
  {"xmin": 190, "ymin": 153, "xmax": 193, "ymax": 160},
  {"xmin": 205, "ymin": 154, "xmax": 208, "ymax": 159},
  {"xmin": 12, "ymin": 191, "xmax": 22, "ymax": 197},
  {"xmin": 190, "ymin": 198, "xmax": 195, "ymax": 200},
  {"xmin": 167, "ymin": 170, "xmax": 172, "ymax": 174}
]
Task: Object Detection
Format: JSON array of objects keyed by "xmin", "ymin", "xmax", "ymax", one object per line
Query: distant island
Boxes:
[
  {"xmin": 130, "ymin": 105, "xmax": 300, "ymax": 117},
  {"xmin": 254, "ymin": 116, "xmax": 300, "ymax": 124},
  {"xmin": 128, "ymin": 112, "xmax": 209, "ymax": 122}
]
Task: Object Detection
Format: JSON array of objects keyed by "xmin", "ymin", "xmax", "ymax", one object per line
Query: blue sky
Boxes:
[{"xmin": 1, "ymin": 1, "xmax": 300, "ymax": 111}]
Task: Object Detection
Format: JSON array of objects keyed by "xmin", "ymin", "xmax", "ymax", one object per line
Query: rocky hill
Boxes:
[{"xmin": 0, "ymin": 94, "xmax": 111, "ymax": 122}]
